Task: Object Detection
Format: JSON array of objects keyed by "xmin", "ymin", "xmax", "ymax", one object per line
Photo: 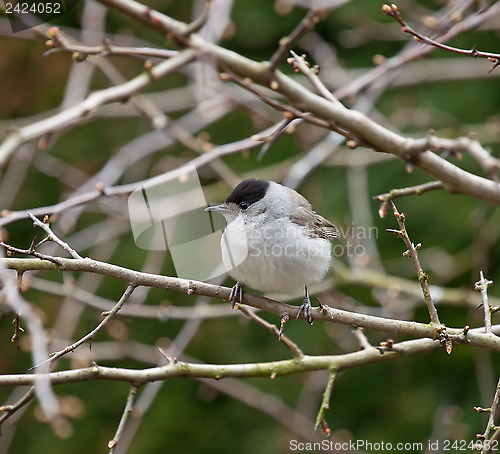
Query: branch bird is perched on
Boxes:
[{"xmin": 205, "ymin": 179, "xmax": 339, "ymax": 325}]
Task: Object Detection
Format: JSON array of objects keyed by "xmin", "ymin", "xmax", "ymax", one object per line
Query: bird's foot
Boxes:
[
  {"xmin": 296, "ymin": 285, "xmax": 313, "ymax": 326},
  {"xmin": 229, "ymin": 282, "xmax": 244, "ymax": 309}
]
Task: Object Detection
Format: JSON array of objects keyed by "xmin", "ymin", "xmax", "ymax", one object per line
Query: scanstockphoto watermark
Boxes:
[
  {"xmin": 290, "ymin": 439, "xmax": 425, "ymax": 451},
  {"xmin": 127, "ymin": 168, "xmax": 378, "ymax": 281},
  {"xmin": 333, "ymin": 224, "xmax": 378, "ymax": 258},
  {"xmin": 242, "ymin": 223, "xmax": 377, "ymax": 260},
  {"xmin": 289, "ymin": 438, "xmax": 494, "ymax": 452}
]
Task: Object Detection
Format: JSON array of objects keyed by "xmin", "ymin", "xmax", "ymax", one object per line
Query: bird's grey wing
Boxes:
[
  {"xmin": 289, "ymin": 206, "xmax": 340, "ymax": 240},
  {"xmin": 283, "ymin": 186, "xmax": 312, "ymax": 210}
]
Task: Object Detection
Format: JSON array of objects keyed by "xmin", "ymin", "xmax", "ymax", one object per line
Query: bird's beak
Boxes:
[{"xmin": 204, "ymin": 203, "xmax": 230, "ymax": 214}]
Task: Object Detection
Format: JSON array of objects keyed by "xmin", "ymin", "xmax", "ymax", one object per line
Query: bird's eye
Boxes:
[{"xmin": 239, "ymin": 202, "xmax": 249, "ymax": 210}]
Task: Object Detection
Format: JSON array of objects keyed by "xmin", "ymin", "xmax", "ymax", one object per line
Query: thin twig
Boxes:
[
  {"xmin": 269, "ymin": 9, "xmax": 321, "ymax": 72},
  {"xmin": 475, "ymin": 376, "xmax": 500, "ymax": 453},
  {"xmin": 0, "ymin": 238, "xmax": 63, "ymax": 265},
  {"xmin": 28, "ymin": 212, "xmax": 83, "ymax": 259},
  {"xmin": 221, "ymin": 66, "xmax": 362, "ymax": 145},
  {"xmin": 382, "ymin": 4, "xmax": 500, "ymax": 75},
  {"xmin": 108, "ymin": 384, "xmax": 140, "ymax": 453},
  {"xmin": 402, "ymin": 133, "xmax": 500, "ymax": 184},
  {"xmin": 0, "ymin": 48, "xmax": 199, "ymax": 169},
  {"xmin": 388, "ymin": 202, "xmax": 441, "ymax": 326},
  {"xmin": 375, "ymin": 181, "xmax": 444, "ymax": 218},
  {"xmin": 475, "ymin": 271, "xmax": 494, "ymax": 334},
  {"xmin": 237, "ymin": 305, "xmax": 304, "ymax": 358},
  {"xmin": 336, "ymin": 2, "xmax": 500, "ymax": 100},
  {"xmin": 314, "ymin": 370, "xmax": 338, "ymax": 435},
  {"xmin": 219, "ymin": 69, "xmax": 332, "ymax": 131},
  {"xmin": 29, "ymin": 275, "xmax": 236, "ymax": 320},
  {"xmin": 180, "ymin": 0, "xmax": 212, "ymax": 37},
  {"xmin": 29, "ymin": 284, "xmax": 136, "ymax": 370},
  {"xmin": 116, "ymin": 293, "xmax": 213, "ymax": 452},
  {"xmin": 0, "ymin": 258, "xmax": 60, "ymax": 421},
  {"xmin": 0, "ymin": 119, "xmax": 293, "ymax": 228},
  {"xmin": 353, "ymin": 327, "xmax": 372, "ymax": 350},
  {"xmin": 288, "ymin": 50, "xmax": 342, "ymax": 107},
  {"xmin": 10, "ymin": 312, "xmax": 24, "ymax": 349},
  {"xmin": 255, "ymin": 117, "xmax": 298, "ymax": 161},
  {"xmin": 45, "ymin": 39, "xmax": 178, "ymax": 60},
  {"xmin": 0, "ymin": 387, "xmax": 35, "ymax": 433}
]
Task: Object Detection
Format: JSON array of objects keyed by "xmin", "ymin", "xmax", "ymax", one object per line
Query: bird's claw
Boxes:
[
  {"xmin": 229, "ymin": 282, "xmax": 244, "ymax": 308},
  {"xmin": 296, "ymin": 285, "xmax": 313, "ymax": 325}
]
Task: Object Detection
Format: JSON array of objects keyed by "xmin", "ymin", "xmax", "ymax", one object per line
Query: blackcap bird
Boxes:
[{"xmin": 205, "ymin": 178, "xmax": 339, "ymax": 325}]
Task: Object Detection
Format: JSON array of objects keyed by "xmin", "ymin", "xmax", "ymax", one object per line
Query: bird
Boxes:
[{"xmin": 205, "ymin": 178, "xmax": 339, "ymax": 326}]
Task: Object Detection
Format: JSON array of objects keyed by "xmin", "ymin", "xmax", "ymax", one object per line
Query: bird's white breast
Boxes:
[{"xmin": 220, "ymin": 215, "xmax": 332, "ymax": 295}]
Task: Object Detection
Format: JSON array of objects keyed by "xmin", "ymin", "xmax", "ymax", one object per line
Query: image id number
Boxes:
[{"xmin": 5, "ymin": 2, "xmax": 62, "ymax": 15}]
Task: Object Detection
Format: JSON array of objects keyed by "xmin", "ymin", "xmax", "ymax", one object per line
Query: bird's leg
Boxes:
[
  {"xmin": 229, "ymin": 281, "xmax": 244, "ymax": 308},
  {"xmin": 296, "ymin": 285, "xmax": 313, "ymax": 325}
]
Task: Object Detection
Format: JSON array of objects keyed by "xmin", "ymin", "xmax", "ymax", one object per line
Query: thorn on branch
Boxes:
[
  {"xmin": 317, "ymin": 297, "xmax": 327, "ymax": 315},
  {"xmin": 278, "ymin": 313, "xmax": 289, "ymax": 341},
  {"xmin": 488, "ymin": 58, "xmax": 500, "ymax": 76},
  {"xmin": 38, "ymin": 133, "xmax": 54, "ymax": 150}
]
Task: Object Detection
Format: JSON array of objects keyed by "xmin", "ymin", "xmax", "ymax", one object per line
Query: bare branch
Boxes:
[
  {"xmin": 314, "ymin": 371, "xmax": 338, "ymax": 436},
  {"xmin": 288, "ymin": 50, "xmax": 342, "ymax": 108},
  {"xmin": 475, "ymin": 376, "xmax": 500, "ymax": 453},
  {"xmin": 237, "ymin": 305, "xmax": 304, "ymax": 358},
  {"xmin": 0, "ymin": 387, "xmax": 35, "ymax": 433},
  {"xmin": 30, "ymin": 284, "xmax": 136, "ymax": 370},
  {"xmin": 388, "ymin": 202, "xmax": 441, "ymax": 326},
  {"xmin": 475, "ymin": 272, "xmax": 494, "ymax": 334},
  {"xmin": 375, "ymin": 181, "xmax": 444, "ymax": 218},
  {"xmin": 28, "ymin": 212, "xmax": 83, "ymax": 259},
  {"xmin": 336, "ymin": 2, "xmax": 500, "ymax": 100},
  {"xmin": 0, "ymin": 49, "xmax": 199, "ymax": 169},
  {"xmin": 108, "ymin": 384, "xmax": 140, "ymax": 453},
  {"xmin": 0, "ymin": 327, "xmax": 499, "ymax": 388},
  {"xmin": 0, "ymin": 259, "xmax": 60, "ymax": 421},
  {"xmin": 2, "ymin": 257, "xmax": 500, "ymax": 351},
  {"xmin": 0, "ymin": 119, "xmax": 292, "ymax": 228},
  {"xmin": 88, "ymin": 0, "xmax": 500, "ymax": 204},
  {"xmin": 269, "ymin": 9, "xmax": 321, "ymax": 72},
  {"xmin": 382, "ymin": 4, "xmax": 500, "ymax": 74}
]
